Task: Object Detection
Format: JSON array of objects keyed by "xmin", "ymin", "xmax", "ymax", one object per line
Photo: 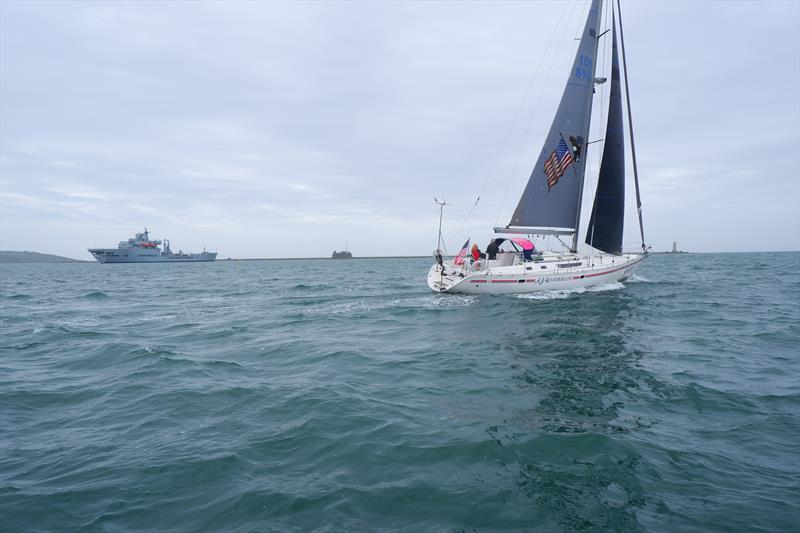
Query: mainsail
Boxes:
[
  {"xmin": 508, "ymin": 0, "xmax": 603, "ymax": 239},
  {"xmin": 585, "ymin": 18, "xmax": 625, "ymax": 255}
]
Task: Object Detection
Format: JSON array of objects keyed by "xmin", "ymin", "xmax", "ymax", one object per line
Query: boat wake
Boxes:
[
  {"xmin": 515, "ymin": 281, "xmax": 625, "ymax": 300},
  {"xmin": 587, "ymin": 281, "xmax": 626, "ymax": 292},
  {"xmin": 325, "ymin": 294, "xmax": 478, "ymax": 314},
  {"xmin": 408, "ymin": 294, "xmax": 478, "ymax": 309}
]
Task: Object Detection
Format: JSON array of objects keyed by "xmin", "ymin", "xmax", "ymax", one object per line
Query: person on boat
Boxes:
[
  {"xmin": 486, "ymin": 239, "xmax": 499, "ymax": 260},
  {"xmin": 471, "ymin": 243, "xmax": 482, "ymax": 261},
  {"xmin": 523, "ymin": 248, "xmax": 533, "ymax": 261}
]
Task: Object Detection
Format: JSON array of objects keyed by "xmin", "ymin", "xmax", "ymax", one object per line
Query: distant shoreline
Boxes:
[
  {"xmin": 223, "ymin": 256, "xmax": 431, "ymax": 261},
  {"xmin": 0, "ymin": 251, "xmax": 431, "ymax": 264},
  {"xmin": 0, "ymin": 251, "xmax": 87, "ymax": 263},
  {"xmin": 3, "ymin": 250, "xmax": 799, "ymax": 265}
]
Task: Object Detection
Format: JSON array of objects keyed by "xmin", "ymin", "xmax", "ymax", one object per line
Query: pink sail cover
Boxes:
[{"xmin": 509, "ymin": 238, "xmax": 535, "ymax": 251}]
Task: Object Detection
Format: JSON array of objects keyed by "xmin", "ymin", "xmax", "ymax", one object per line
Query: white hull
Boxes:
[{"xmin": 427, "ymin": 251, "xmax": 646, "ymax": 294}]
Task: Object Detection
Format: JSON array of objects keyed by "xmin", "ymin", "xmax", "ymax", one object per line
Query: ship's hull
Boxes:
[
  {"xmin": 88, "ymin": 248, "xmax": 217, "ymax": 263},
  {"xmin": 427, "ymin": 252, "xmax": 645, "ymax": 294}
]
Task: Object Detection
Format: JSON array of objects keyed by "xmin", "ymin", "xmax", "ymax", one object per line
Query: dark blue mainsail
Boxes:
[
  {"xmin": 586, "ymin": 19, "xmax": 625, "ymax": 255},
  {"xmin": 509, "ymin": 0, "xmax": 603, "ymax": 234}
]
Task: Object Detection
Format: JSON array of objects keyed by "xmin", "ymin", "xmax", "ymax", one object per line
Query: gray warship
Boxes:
[{"xmin": 88, "ymin": 228, "xmax": 217, "ymax": 263}]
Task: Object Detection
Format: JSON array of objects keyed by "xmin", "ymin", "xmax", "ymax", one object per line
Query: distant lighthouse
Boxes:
[{"xmin": 672, "ymin": 241, "xmax": 678, "ymax": 253}]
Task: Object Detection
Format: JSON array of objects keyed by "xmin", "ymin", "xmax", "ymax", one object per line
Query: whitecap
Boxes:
[
  {"xmin": 327, "ymin": 300, "xmax": 377, "ymax": 314},
  {"xmin": 400, "ymin": 294, "xmax": 477, "ymax": 309},
  {"xmin": 516, "ymin": 287, "xmax": 587, "ymax": 300},
  {"xmin": 586, "ymin": 281, "xmax": 625, "ymax": 292},
  {"xmin": 139, "ymin": 314, "xmax": 178, "ymax": 322},
  {"xmin": 515, "ymin": 281, "xmax": 624, "ymax": 300}
]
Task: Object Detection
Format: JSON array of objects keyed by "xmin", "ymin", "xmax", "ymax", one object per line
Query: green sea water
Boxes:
[{"xmin": 1, "ymin": 253, "xmax": 798, "ymax": 532}]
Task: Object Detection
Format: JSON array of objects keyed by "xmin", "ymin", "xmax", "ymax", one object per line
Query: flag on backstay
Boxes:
[
  {"xmin": 454, "ymin": 238, "xmax": 470, "ymax": 265},
  {"xmin": 544, "ymin": 137, "xmax": 574, "ymax": 190}
]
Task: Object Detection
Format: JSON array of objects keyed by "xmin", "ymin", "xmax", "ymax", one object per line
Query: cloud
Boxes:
[{"xmin": 1, "ymin": 0, "xmax": 798, "ymax": 258}]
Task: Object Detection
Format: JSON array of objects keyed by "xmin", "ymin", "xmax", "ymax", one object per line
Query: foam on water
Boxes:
[
  {"xmin": 587, "ymin": 281, "xmax": 626, "ymax": 292},
  {"xmin": 515, "ymin": 281, "xmax": 624, "ymax": 300},
  {"xmin": 516, "ymin": 287, "xmax": 587, "ymax": 300}
]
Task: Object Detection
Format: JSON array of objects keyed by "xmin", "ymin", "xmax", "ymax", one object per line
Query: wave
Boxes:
[
  {"xmin": 138, "ymin": 314, "xmax": 178, "ymax": 322},
  {"xmin": 516, "ymin": 287, "xmax": 586, "ymax": 300},
  {"xmin": 82, "ymin": 291, "xmax": 110, "ymax": 299},
  {"xmin": 6, "ymin": 293, "xmax": 32, "ymax": 300},
  {"xmin": 289, "ymin": 283, "xmax": 331, "ymax": 291},
  {"xmin": 587, "ymin": 281, "xmax": 625, "ymax": 292},
  {"xmin": 515, "ymin": 281, "xmax": 624, "ymax": 300},
  {"xmin": 322, "ymin": 294, "xmax": 478, "ymax": 314},
  {"xmin": 393, "ymin": 294, "xmax": 477, "ymax": 309},
  {"xmin": 3, "ymin": 253, "xmax": 798, "ymax": 533},
  {"xmin": 30, "ymin": 324, "xmax": 106, "ymax": 337},
  {"xmin": 7, "ymin": 341, "xmax": 45, "ymax": 351}
]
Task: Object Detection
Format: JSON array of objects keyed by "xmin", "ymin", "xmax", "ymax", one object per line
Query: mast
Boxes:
[{"xmin": 616, "ymin": 0, "xmax": 646, "ymax": 250}]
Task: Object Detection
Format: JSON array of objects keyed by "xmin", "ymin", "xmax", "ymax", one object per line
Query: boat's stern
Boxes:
[{"xmin": 426, "ymin": 262, "xmax": 467, "ymax": 292}]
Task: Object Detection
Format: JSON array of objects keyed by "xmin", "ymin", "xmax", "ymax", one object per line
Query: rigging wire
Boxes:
[
  {"xmin": 573, "ymin": 0, "xmax": 591, "ymax": 41},
  {"xmin": 445, "ymin": 0, "xmax": 575, "ymax": 251}
]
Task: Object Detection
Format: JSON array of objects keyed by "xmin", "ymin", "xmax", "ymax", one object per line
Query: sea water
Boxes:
[{"xmin": 1, "ymin": 253, "xmax": 798, "ymax": 531}]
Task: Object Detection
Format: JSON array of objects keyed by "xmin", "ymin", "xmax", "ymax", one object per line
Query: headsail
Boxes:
[
  {"xmin": 509, "ymin": 0, "xmax": 603, "ymax": 241},
  {"xmin": 586, "ymin": 18, "xmax": 624, "ymax": 255}
]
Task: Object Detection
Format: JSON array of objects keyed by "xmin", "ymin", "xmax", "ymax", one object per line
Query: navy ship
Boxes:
[{"xmin": 88, "ymin": 228, "xmax": 217, "ymax": 263}]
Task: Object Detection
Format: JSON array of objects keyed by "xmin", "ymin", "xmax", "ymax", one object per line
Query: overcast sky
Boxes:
[{"xmin": 1, "ymin": 0, "xmax": 798, "ymax": 259}]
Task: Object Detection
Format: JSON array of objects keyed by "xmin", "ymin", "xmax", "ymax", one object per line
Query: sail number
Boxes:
[{"xmin": 575, "ymin": 55, "xmax": 593, "ymax": 81}]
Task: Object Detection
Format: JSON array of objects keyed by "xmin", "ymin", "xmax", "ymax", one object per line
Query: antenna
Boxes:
[{"xmin": 434, "ymin": 197, "xmax": 450, "ymax": 254}]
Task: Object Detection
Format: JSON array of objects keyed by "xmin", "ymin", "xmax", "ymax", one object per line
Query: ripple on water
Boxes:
[
  {"xmin": 0, "ymin": 254, "xmax": 798, "ymax": 531},
  {"xmin": 82, "ymin": 290, "xmax": 110, "ymax": 299}
]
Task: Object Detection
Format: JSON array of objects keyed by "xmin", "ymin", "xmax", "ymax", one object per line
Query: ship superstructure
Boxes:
[{"xmin": 88, "ymin": 228, "xmax": 217, "ymax": 263}]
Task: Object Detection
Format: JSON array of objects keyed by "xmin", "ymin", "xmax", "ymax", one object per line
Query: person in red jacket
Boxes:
[{"xmin": 471, "ymin": 243, "xmax": 481, "ymax": 261}]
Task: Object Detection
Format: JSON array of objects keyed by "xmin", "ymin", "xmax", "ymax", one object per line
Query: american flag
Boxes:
[
  {"xmin": 544, "ymin": 137, "xmax": 574, "ymax": 190},
  {"xmin": 453, "ymin": 238, "xmax": 470, "ymax": 265}
]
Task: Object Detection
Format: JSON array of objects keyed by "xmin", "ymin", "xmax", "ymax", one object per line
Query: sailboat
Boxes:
[{"xmin": 427, "ymin": 0, "xmax": 648, "ymax": 294}]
